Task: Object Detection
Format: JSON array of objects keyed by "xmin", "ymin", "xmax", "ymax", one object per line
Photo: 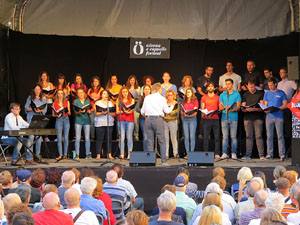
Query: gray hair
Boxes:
[
  {"xmin": 291, "ymin": 184, "xmax": 300, "ymax": 198},
  {"xmin": 265, "ymin": 193, "xmax": 285, "ymax": 212},
  {"xmin": 80, "ymin": 177, "xmax": 97, "ymax": 194},
  {"xmin": 237, "ymin": 167, "xmax": 253, "ymax": 181},
  {"xmin": 61, "ymin": 170, "xmax": 75, "ymax": 185},
  {"xmin": 157, "ymin": 190, "xmax": 177, "ymax": 213},
  {"xmin": 254, "ymin": 189, "xmax": 268, "ymax": 207},
  {"xmin": 106, "ymin": 170, "xmax": 118, "ymax": 183},
  {"xmin": 246, "ymin": 180, "xmax": 262, "ymax": 197},
  {"xmin": 15, "ymin": 185, "xmax": 31, "ymax": 203},
  {"xmin": 273, "ymin": 165, "xmax": 286, "ymax": 179},
  {"xmin": 205, "ymin": 182, "xmax": 223, "ymax": 196},
  {"xmin": 64, "ymin": 188, "xmax": 80, "ymax": 207},
  {"xmin": 151, "ymin": 83, "xmax": 162, "ymax": 93}
]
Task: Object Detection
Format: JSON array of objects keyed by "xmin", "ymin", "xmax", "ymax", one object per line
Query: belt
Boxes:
[{"xmin": 145, "ymin": 115, "xmax": 161, "ymax": 118}]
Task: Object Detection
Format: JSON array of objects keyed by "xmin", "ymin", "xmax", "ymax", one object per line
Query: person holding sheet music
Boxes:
[
  {"xmin": 178, "ymin": 76, "xmax": 196, "ymax": 100},
  {"xmin": 181, "ymin": 88, "xmax": 199, "ymax": 153},
  {"xmin": 52, "ymin": 89, "xmax": 71, "ymax": 160},
  {"xmin": 87, "ymin": 76, "xmax": 104, "ymax": 141},
  {"xmin": 262, "ymin": 77, "xmax": 287, "ymax": 161},
  {"xmin": 38, "ymin": 71, "xmax": 55, "ymax": 115},
  {"xmin": 106, "ymin": 74, "xmax": 122, "ymax": 105},
  {"xmin": 219, "ymin": 78, "xmax": 241, "ymax": 160},
  {"xmin": 94, "ymin": 90, "xmax": 116, "ymax": 160},
  {"xmin": 116, "ymin": 87, "xmax": 135, "ymax": 159},
  {"xmin": 24, "ymin": 84, "xmax": 47, "ymax": 161},
  {"xmin": 241, "ymin": 80, "xmax": 265, "ymax": 160},
  {"xmin": 73, "ymin": 88, "xmax": 92, "ymax": 160},
  {"xmin": 163, "ymin": 90, "xmax": 179, "ymax": 159},
  {"xmin": 55, "ymin": 74, "xmax": 71, "ymax": 97},
  {"xmin": 126, "ymin": 75, "xmax": 141, "ymax": 141},
  {"xmin": 200, "ymin": 82, "xmax": 220, "ymax": 159},
  {"xmin": 70, "ymin": 73, "xmax": 87, "ymax": 97},
  {"xmin": 135, "ymin": 85, "xmax": 151, "ymax": 151},
  {"xmin": 161, "ymin": 72, "xmax": 177, "ymax": 97}
]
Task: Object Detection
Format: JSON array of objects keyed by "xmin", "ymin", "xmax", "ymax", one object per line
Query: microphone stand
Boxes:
[{"xmin": 176, "ymin": 95, "xmax": 185, "ymax": 162}]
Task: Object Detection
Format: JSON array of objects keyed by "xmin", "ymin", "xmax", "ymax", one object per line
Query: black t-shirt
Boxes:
[
  {"xmin": 242, "ymin": 71, "xmax": 264, "ymax": 87},
  {"xmin": 196, "ymin": 76, "xmax": 217, "ymax": 95},
  {"xmin": 242, "ymin": 90, "xmax": 264, "ymax": 120},
  {"xmin": 149, "ymin": 220, "xmax": 183, "ymax": 225}
]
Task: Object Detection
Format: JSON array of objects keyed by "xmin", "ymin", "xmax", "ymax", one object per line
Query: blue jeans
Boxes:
[
  {"xmin": 55, "ymin": 117, "xmax": 70, "ymax": 156},
  {"xmin": 139, "ymin": 117, "xmax": 147, "ymax": 151},
  {"xmin": 221, "ymin": 119, "xmax": 238, "ymax": 154},
  {"xmin": 75, "ymin": 124, "xmax": 91, "ymax": 155},
  {"xmin": 2, "ymin": 137, "xmax": 32, "ymax": 161},
  {"xmin": 29, "ymin": 135, "xmax": 42, "ymax": 155},
  {"xmin": 266, "ymin": 118, "xmax": 285, "ymax": 157},
  {"xmin": 183, "ymin": 116, "xmax": 197, "ymax": 152},
  {"xmin": 117, "ymin": 121, "xmax": 134, "ymax": 154}
]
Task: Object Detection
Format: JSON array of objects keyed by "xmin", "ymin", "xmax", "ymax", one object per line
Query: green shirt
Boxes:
[
  {"xmin": 74, "ymin": 99, "xmax": 91, "ymax": 125},
  {"xmin": 175, "ymin": 191, "xmax": 197, "ymax": 224}
]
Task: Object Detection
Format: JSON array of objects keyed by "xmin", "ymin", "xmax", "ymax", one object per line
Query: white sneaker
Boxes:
[
  {"xmin": 232, "ymin": 153, "xmax": 237, "ymax": 160},
  {"xmin": 220, "ymin": 153, "xmax": 229, "ymax": 159}
]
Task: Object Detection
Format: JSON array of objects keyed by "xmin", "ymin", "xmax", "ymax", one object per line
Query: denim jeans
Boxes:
[
  {"xmin": 221, "ymin": 119, "xmax": 238, "ymax": 154},
  {"xmin": 183, "ymin": 116, "xmax": 197, "ymax": 152},
  {"xmin": 95, "ymin": 126, "xmax": 113, "ymax": 154},
  {"xmin": 244, "ymin": 119, "xmax": 264, "ymax": 157},
  {"xmin": 75, "ymin": 124, "xmax": 91, "ymax": 155},
  {"xmin": 139, "ymin": 117, "xmax": 147, "ymax": 151},
  {"xmin": 266, "ymin": 118, "xmax": 285, "ymax": 157},
  {"xmin": 2, "ymin": 137, "xmax": 32, "ymax": 161},
  {"xmin": 134, "ymin": 111, "xmax": 140, "ymax": 138},
  {"xmin": 29, "ymin": 135, "xmax": 42, "ymax": 155},
  {"xmin": 164, "ymin": 120, "xmax": 178, "ymax": 158},
  {"xmin": 117, "ymin": 121, "xmax": 134, "ymax": 154},
  {"xmin": 203, "ymin": 119, "xmax": 220, "ymax": 154},
  {"xmin": 55, "ymin": 116, "xmax": 70, "ymax": 156}
]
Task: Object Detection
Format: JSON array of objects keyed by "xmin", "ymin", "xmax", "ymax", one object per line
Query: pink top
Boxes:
[
  {"xmin": 182, "ymin": 99, "xmax": 199, "ymax": 111},
  {"xmin": 118, "ymin": 100, "xmax": 134, "ymax": 122},
  {"xmin": 70, "ymin": 83, "xmax": 87, "ymax": 91}
]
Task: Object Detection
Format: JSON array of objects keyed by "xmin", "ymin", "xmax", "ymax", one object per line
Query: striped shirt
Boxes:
[
  {"xmin": 282, "ymin": 200, "xmax": 298, "ymax": 218},
  {"xmin": 239, "ymin": 208, "xmax": 263, "ymax": 225}
]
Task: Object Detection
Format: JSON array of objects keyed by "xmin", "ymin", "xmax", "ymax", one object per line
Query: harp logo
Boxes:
[{"xmin": 133, "ymin": 41, "xmax": 144, "ymax": 55}]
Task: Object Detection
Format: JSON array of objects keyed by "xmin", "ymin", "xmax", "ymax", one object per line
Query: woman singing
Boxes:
[
  {"xmin": 161, "ymin": 72, "xmax": 177, "ymax": 97},
  {"xmin": 38, "ymin": 71, "xmax": 55, "ymax": 113},
  {"xmin": 24, "ymin": 84, "xmax": 47, "ymax": 160},
  {"xmin": 70, "ymin": 73, "xmax": 87, "ymax": 97},
  {"xmin": 163, "ymin": 90, "xmax": 179, "ymax": 159},
  {"xmin": 141, "ymin": 76, "xmax": 154, "ymax": 96},
  {"xmin": 73, "ymin": 88, "xmax": 91, "ymax": 160},
  {"xmin": 126, "ymin": 75, "xmax": 141, "ymax": 141},
  {"xmin": 181, "ymin": 88, "xmax": 198, "ymax": 153},
  {"xmin": 105, "ymin": 74, "xmax": 122, "ymax": 105},
  {"xmin": 52, "ymin": 89, "xmax": 71, "ymax": 160},
  {"xmin": 135, "ymin": 85, "xmax": 151, "ymax": 151},
  {"xmin": 178, "ymin": 75, "xmax": 196, "ymax": 99},
  {"xmin": 55, "ymin": 74, "xmax": 70, "ymax": 97},
  {"xmin": 94, "ymin": 90, "xmax": 116, "ymax": 160},
  {"xmin": 116, "ymin": 87, "xmax": 135, "ymax": 159}
]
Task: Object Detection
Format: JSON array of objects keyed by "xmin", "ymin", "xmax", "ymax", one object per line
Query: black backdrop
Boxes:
[{"xmin": 3, "ymin": 31, "xmax": 299, "ymax": 120}]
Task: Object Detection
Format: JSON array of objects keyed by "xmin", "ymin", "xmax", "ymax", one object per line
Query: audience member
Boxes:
[
  {"xmin": 32, "ymin": 192, "xmax": 73, "ymax": 225},
  {"xmin": 253, "ymin": 171, "xmax": 269, "ymax": 191},
  {"xmin": 0, "ymin": 199, "xmax": 6, "ymax": 224},
  {"xmin": 63, "ymin": 188, "xmax": 98, "ymax": 225},
  {"xmin": 250, "ymin": 208, "xmax": 291, "ymax": 225},
  {"xmin": 11, "ymin": 167, "xmax": 25, "ymax": 189},
  {"xmin": 11, "ymin": 212, "xmax": 35, "ymax": 225},
  {"xmin": 6, "ymin": 203, "xmax": 31, "ymax": 225},
  {"xmin": 281, "ymin": 184, "xmax": 300, "ymax": 218},
  {"xmin": 14, "ymin": 185, "xmax": 31, "ymax": 205},
  {"xmin": 275, "ymin": 178, "xmax": 290, "ymax": 201},
  {"xmin": 213, "ymin": 167, "xmax": 226, "ymax": 178},
  {"xmin": 287, "ymin": 191, "xmax": 300, "ymax": 224},
  {"xmin": 273, "ymin": 166, "xmax": 287, "ymax": 183},
  {"xmin": 58, "ymin": 170, "xmax": 75, "ymax": 207},
  {"xmin": 177, "ymin": 173, "xmax": 204, "ymax": 201},
  {"xmin": 3, "ymin": 193, "xmax": 21, "ymax": 214},
  {"xmin": 45, "ymin": 167, "xmax": 62, "ymax": 188},
  {"xmin": 126, "ymin": 209, "xmax": 148, "ymax": 225},
  {"xmin": 30, "ymin": 168, "xmax": 45, "ymax": 191},
  {"xmin": 149, "ymin": 191, "xmax": 183, "ymax": 225},
  {"xmin": 0, "ymin": 171, "xmax": 13, "ymax": 196},
  {"xmin": 80, "ymin": 177, "xmax": 107, "ymax": 220},
  {"xmin": 71, "ymin": 168, "xmax": 82, "ymax": 195},
  {"xmin": 234, "ymin": 167, "xmax": 253, "ymax": 202},
  {"xmin": 112, "ymin": 163, "xmax": 144, "ymax": 210},
  {"xmin": 238, "ymin": 189, "xmax": 268, "ymax": 225},
  {"xmin": 282, "ymin": 171, "xmax": 298, "ymax": 188},
  {"xmin": 79, "ymin": 167, "xmax": 94, "ymax": 182},
  {"xmin": 176, "ymin": 167, "xmax": 198, "ymax": 190},
  {"xmin": 197, "ymin": 205, "xmax": 223, "ymax": 225},
  {"xmin": 91, "ymin": 175, "xmax": 117, "ymax": 225}
]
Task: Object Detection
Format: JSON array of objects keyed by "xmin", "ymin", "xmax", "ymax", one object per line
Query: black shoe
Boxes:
[{"xmin": 11, "ymin": 161, "xmax": 17, "ymax": 166}]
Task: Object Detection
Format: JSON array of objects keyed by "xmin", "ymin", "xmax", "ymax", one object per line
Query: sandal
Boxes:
[
  {"xmin": 56, "ymin": 155, "xmax": 63, "ymax": 160},
  {"xmin": 120, "ymin": 153, "xmax": 125, "ymax": 159}
]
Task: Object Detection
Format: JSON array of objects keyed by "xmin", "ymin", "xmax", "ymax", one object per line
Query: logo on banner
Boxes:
[
  {"xmin": 133, "ymin": 41, "xmax": 144, "ymax": 55},
  {"xmin": 288, "ymin": 92, "xmax": 300, "ymax": 120}
]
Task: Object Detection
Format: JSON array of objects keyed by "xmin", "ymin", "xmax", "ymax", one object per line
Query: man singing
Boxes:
[
  {"xmin": 141, "ymin": 83, "xmax": 175, "ymax": 165},
  {"xmin": 219, "ymin": 79, "xmax": 241, "ymax": 159},
  {"xmin": 1, "ymin": 103, "xmax": 36, "ymax": 165}
]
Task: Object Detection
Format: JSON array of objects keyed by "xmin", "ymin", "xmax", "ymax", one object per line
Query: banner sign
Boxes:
[
  {"xmin": 130, "ymin": 38, "xmax": 170, "ymax": 59},
  {"xmin": 288, "ymin": 92, "xmax": 300, "ymax": 138}
]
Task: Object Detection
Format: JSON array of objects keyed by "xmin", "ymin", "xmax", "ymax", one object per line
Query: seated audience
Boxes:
[
  {"xmin": 91, "ymin": 175, "xmax": 117, "ymax": 225},
  {"xmin": 45, "ymin": 167, "xmax": 62, "ymax": 188},
  {"xmin": 0, "ymin": 171, "xmax": 13, "ymax": 197},
  {"xmin": 11, "ymin": 212, "xmax": 35, "ymax": 225},
  {"xmin": 32, "ymin": 192, "xmax": 73, "ymax": 225},
  {"xmin": 126, "ymin": 209, "xmax": 148, "ymax": 225},
  {"xmin": 6, "ymin": 203, "xmax": 32, "ymax": 225},
  {"xmin": 3, "ymin": 193, "xmax": 21, "ymax": 214},
  {"xmin": 177, "ymin": 167, "xmax": 198, "ymax": 190},
  {"xmin": 283, "ymin": 171, "xmax": 299, "ymax": 188},
  {"xmin": 287, "ymin": 191, "xmax": 300, "ymax": 224},
  {"xmin": 238, "ymin": 189, "xmax": 268, "ymax": 225},
  {"xmin": 252, "ymin": 207, "xmax": 292, "ymax": 225},
  {"xmin": 11, "ymin": 167, "xmax": 25, "ymax": 189},
  {"xmin": 213, "ymin": 167, "xmax": 226, "ymax": 178},
  {"xmin": 14, "ymin": 185, "xmax": 31, "ymax": 205},
  {"xmin": 196, "ymin": 205, "xmax": 223, "ymax": 225},
  {"xmin": 79, "ymin": 167, "xmax": 95, "ymax": 182},
  {"xmin": 80, "ymin": 177, "xmax": 107, "ymax": 220},
  {"xmin": 273, "ymin": 166, "xmax": 287, "ymax": 183},
  {"xmin": 30, "ymin": 168, "xmax": 45, "ymax": 191},
  {"xmin": 275, "ymin": 178, "xmax": 291, "ymax": 202},
  {"xmin": 233, "ymin": 167, "xmax": 253, "ymax": 202},
  {"xmin": 281, "ymin": 184, "xmax": 300, "ymax": 218},
  {"xmin": 149, "ymin": 190, "xmax": 183, "ymax": 225},
  {"xmin": 71, "ymin": 168, "xmax": 82, "ymax": 195},
  {"xmin": 9, "ymin": 170, "xmax": 41, "ymax": 204},
  {"xmin": 0, "ymin": 199, "xmax": 6, "ymax": 224},
  {"xmin": 177, "ymin": 173, "xmax": 204, "ymax": 201},
  {"xmin": 58, "ymin": 170, "xmax": 76, "ymax": 207},
  {"xmin": 253, "ymin": 171, "xmax": 269, "ymax": 192},
  {"xmin": 173, "ymin": 176, "xmax": 196, "ymax": 224},
  {"xmin": 63, "ymin": 188, "xmax": 98, "ymax": 225}
]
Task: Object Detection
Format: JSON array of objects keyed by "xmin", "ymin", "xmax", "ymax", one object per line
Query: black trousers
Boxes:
[
  {"xmin": 95, "ymin": 126, "xmax": 113, "ymax": 155},
  {"xmin": 203, "ymin": 119, "xmax": 220, "ymax": 154}
]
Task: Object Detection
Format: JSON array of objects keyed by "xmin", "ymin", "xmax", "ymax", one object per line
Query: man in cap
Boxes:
[{"xmin": 9, "ymin": 170, "xmax": 41, "ymax": 203}]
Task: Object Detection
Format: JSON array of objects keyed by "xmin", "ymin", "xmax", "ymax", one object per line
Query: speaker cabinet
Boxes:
[
  {"xmin": 287, "ymin": 56, "xmax": 299, "ymax": 80},
  {"xmin": 129, "ymin": 152, "xmax": 156, "ymax": 167},
  {"xmin": 187, "ymin": 152, "xmax": 214, "ymax": 167}
]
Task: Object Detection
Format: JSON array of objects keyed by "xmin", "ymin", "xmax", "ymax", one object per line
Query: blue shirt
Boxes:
[
  {"xmin": 263, "ymin": 89, "xmax": 287, "ymax": 119},
  {"xmin": 219, "ymin": 90, "xmax": 241, "ymax": 121},
  {"xmin": 162, "ymin": 84, "xmax": 178, "ymax": 97},
  {"xmin": 80, "ymin": 194, "xmax": 107, "ymax": 219}
]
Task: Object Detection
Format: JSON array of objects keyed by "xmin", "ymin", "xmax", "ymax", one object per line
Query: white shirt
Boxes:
[
  {"xmin": 62, "ymin": 208, "xmax": 99, "ymax": 225},
  {"xmin": 249, "ymin": 218, "xmax": 294, "ymax": 225},
  {"xmin": 192, "ymin": 213, "xmax": 231, "ymax": 225},
  {"xmin": 2, "ymin": 112, "xmax": 29, "ymax": 139},
  {"xmin": 234, "ymin": 198, "xmax": 255, "ymax": 221},
  {"xmin": 277, "ymin": 78, "xmax": 297, "ymax": 99},
  {"xmin": 94, "ymin": 101, "xmax": 115, "ymax": 127},
  {"xmin": 141, "ymin": 92, "xmax": 174, "ymax": 117},
  {"xmin": 72, "ymin": 183, "xmax": 82, "ymax": 195},
  {"xmin": 219, "ymin": 73, "xmax": 241, "ymax": 91},
  {"xmin": 287, "ymin": 211, "xmax": 300, "ymax": 224},
  {"xmin": 117, "ymin": 178, "xmax": 137, "ymax": 198}
]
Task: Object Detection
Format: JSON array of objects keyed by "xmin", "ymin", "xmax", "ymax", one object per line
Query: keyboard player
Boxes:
[{"xmin": 1, "ymin": 103, "xmax": 37, "ymax": 165}]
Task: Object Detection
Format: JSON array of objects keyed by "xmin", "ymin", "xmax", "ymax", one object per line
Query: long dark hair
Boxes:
[
  {"xmin": 140, "ymin": 85, "xmax": 151, "ymax": 108},
  {"xmin": 106, "ymin": 74, "xmax": 117, "ymax": 90},
  {"xmin": 31, "ymin": 84, "xmax": 43, "ymax": 101},
  {"xmin": 38, "ymin": 71, "xmax": 49, "ymax": 84},
  {"xmin": 90, "ymin": 76, "xmax": 102, "ymax": 93},
  {"xmin": 73, "ymin": 73, "xmax": 84, "ymax": 89},
  {"xmin": 55, "ymin": 73, "xmax": 68, "ymax": 90},
  {"xmin": 183, "ymin": 87, "xmax": 197, "ymax": 104},
  {"xmin": 126, "ymin": 75, "xmax": 139, "ymax": 89}
]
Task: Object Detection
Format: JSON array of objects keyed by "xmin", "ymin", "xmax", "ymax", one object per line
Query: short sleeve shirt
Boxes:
[
  {"xmin": 219, "ymin": 73, "xmax": 241, "ymax": 91},
  {"xmin": 201, "ymin": 94, "xmax": 219, "ymax": 119},
  {"xmin": 263, "ymin": 89, "xmax": 287, "ymax": 119},
  {"xmin": 196, "ymin": 76, "xmax": 217, "ymax": 95},
  {"xmin": 73, "ymin": 99, "xmax": 91, "ymax": 125},
  {"xmin": 242, "ymin": 90, "xmax": 264, "ymax": 120},
  {"xmin": 242, "ymin": 71, "xmax": 264, "ymax": 87},
  {"xmin": 219, "ymin": 90, "xmax": 241, "ymax": 120}
]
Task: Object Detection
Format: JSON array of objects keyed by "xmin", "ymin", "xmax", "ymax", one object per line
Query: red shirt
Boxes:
[
  {"xmin": 98, "ymin": 192, "xmax": 117, "ymax": 225},
  {"xmin": 118, "ymin": 100, "xmax": 134, "ymax": 122},
  {"xmin": 53, "ymin": 100, "xmax": 69, "ymax": 117},
  {"xmin": 182, "ymin": 99, "xmax": 199, "ymax": 113},
  {"xmin": 201, "ymin": 94, "xmax": 219, "ymax": 119},
  {"xmin": 33, "ymin": 209, "xmax": 74, "ymax": 225}
]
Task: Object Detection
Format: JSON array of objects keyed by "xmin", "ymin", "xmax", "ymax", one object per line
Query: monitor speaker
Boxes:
[
  {"xmin": 187, "ymin": 152, "xmax": 214, "ymax": 166},
  {"xmin": 287, "ymin": 56, "xmax": 299, "ymax": 80},
  {"xmin": 129, "ymin": 152, "xmax": 156, "ymax": 167}
]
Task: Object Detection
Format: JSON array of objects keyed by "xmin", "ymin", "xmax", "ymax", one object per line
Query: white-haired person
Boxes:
[
  {"xmin": 190, "ymin": 182, "xmax": 233, "ymax": 225},
  {"xmin": 248, "ymin": 192, "xmax": 294, "ymax": 225},
  {"xmin": 149, "ymin": 190, "xmax": 182, "ymax": 225},
  {"xmin": 32, "ymin": 192, "xmax": 73, "ymax": 225},
  {"xmin": 231, "ymin": 167, "xmax": 253, "ymax": 202},
  {"xmin": 80, "ymin": 177, "xmax": 107, "ymax": 220}
]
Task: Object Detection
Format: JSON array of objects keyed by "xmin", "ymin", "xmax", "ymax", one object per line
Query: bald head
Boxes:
[
  {"xmin": 106, "ymin": 170, "xmax": 118, "ymax": 184},
  {"xmin": 61, "ymin": 170, "xmax": 75, "ymax": 187},
  {"xmin": 64, "ymin": 188, "xmax": 80, "ymax": 208},
  {"xmin": 254, "ymin": 189, "xmax": 268, "ymax": 208},
  {"xmin": 247, "ymin": 180, "xmax": 262, "ymax": 197},
  {"xmin": 42, "ymin": 192, "xmax": 60, "ymax": 210}
]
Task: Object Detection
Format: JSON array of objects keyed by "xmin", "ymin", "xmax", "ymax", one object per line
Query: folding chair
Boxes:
[
  {"xmin": 95, "ymin": 214, "xmax": 104, "ymax": 225},
  {"xmin": 0, "ymin": 128, "xmax": 12, "ymax": 166},
  {"xmin": 106, "ymin": 208, "xmax": 111, "ymax": 225},
  {"xmin": 111, "ymin": 199, "xmax": 124, "ymax": 220}
]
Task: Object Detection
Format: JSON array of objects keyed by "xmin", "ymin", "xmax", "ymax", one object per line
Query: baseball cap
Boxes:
[
  {"xmin": 17, "ymin": 170, "xmax": 31, "ymax": 182},
  {"xmin": 174, "ymin": 176, "xmax": 186, "ymax": 187}
]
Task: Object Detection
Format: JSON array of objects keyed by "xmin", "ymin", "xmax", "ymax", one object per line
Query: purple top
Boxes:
[{"xmin": 239, "ymin": 208, "xmax": 263, "ymax": 225}]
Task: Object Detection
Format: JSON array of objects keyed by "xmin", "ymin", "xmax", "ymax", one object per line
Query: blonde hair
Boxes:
[
  {"xmin": 91, "ymin": 175, "xmax": 103, "ymax": 199},
  {"xmin": 213, "ymin": 167, "xmax": 225, "ymax": 178},
  {"xmin": 198, "ymin": 205, "xmax": 222, "ymax": 225},
  {"xmin": 126, "ymin": 209, "xmax": 148, "ymax": 225},
  {"xmin": 260, "ymin": 208, "xmax": 286, "ymax": 225},
  {"xmin": 273, "ymin": 166, "xmax": 286, "ymax": 180},
  {"xmin": 237, "ymin": 167, "xmax": 253, "ymax": 181},
  {"xmin": 181, "ymin": 75, "xmax": 194, "ymax": 87},
  {"xmin": 165, "ymin": 89, "xmax": 176, "ymax": 100},
  {"xmin": 202, "ymin": 192, "xmax": 223, "ymax": 211}
]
